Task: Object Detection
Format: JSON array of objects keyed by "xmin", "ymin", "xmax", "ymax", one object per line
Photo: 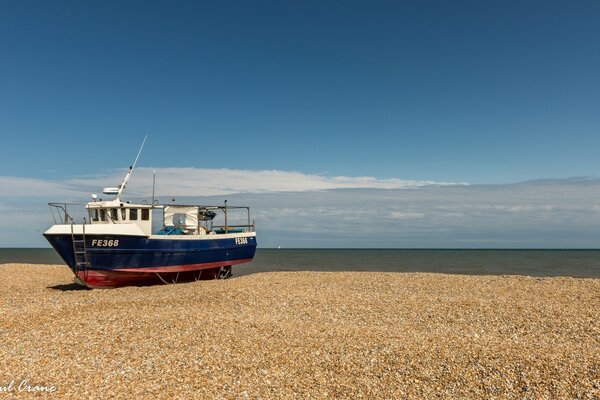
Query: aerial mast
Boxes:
[{"xmin": 103, "ymin": 135, "xmax": 148, "ymax": 199}]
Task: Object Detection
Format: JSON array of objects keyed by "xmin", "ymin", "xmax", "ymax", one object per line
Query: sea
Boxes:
[{"xmin": 1, "ymin": 248, "xmax": 599, "ymax": 278}]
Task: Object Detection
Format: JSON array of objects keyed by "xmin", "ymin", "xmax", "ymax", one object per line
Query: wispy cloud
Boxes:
[
  {"xmin": 179, "ymin": 178, "xmax": 600, "ymax": 248},
  {"xmin": 0, "ymin": 176, "xmax": 83, "ymax": 198},
  {"xmin": 0, "ymin": 167, "xmax": 467, "ymax": 199},
  {"xmin": 99, "ymin": 167, "xmax": 467, "ymax": 197}
]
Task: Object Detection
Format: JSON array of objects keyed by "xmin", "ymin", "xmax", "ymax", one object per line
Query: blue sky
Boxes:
[{"xmin": 1, "ymin": 1, "xmax": 600, "ymax": 247}]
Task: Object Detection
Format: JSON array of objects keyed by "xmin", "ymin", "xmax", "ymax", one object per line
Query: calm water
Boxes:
[{"xmin": 1, "ymin": 248, "xmax": 599, "ymax": 278}]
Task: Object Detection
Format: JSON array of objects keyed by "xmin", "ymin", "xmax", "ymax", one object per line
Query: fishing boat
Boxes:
[{"xmin": 43, "ymin": 139, "xmax": 257, "ymax": 288}]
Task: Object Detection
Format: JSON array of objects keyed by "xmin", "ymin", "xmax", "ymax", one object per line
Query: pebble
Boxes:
[{"xmin": 0, "ymin": 264, "xmax": 598, "ymax": 399}]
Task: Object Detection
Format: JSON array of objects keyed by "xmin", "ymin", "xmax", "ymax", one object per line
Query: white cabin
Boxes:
[{"xmin": 85, "ymin": 199, "xmax": 154, "ymax": 235}]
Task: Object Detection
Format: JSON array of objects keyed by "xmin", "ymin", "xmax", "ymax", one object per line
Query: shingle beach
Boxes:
[{"xmin": 1, "ymin": 263, "xmax": 598, "ymax": 399}]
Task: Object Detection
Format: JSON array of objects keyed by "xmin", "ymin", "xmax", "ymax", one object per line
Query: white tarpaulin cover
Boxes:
[{"xmin": 164, "ymin": 206, "xmax": 199, "ymax": 230}]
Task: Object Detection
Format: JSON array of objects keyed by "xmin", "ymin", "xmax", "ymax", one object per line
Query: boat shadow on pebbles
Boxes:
[{"xmin": 47, "ymin": 282, "xmax": 91, "ymax": 291}]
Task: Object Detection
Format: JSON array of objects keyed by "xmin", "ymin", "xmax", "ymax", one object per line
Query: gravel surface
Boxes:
[{"xmin": 1, "ymin": 263, "xmax": 598, "ymax": 399}]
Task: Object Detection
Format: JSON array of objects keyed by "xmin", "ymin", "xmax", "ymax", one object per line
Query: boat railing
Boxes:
[
  {"xmin": 49, "ymin": 201, "xmax": 256, "ymax": 233},
  {"xmin": 211, "ymin": 224, "xmax": 256, "ymax": 233},
  {"xmin": 167, "ymin": 203, "xmax": 255, "ymax": 233},
  {"xmin": 215, "ymin": 204, "xmax": 254, "ymax": 233},
  {"xmin": 48, "ymin": 202, "xmax": 84, "ymax": 224}
]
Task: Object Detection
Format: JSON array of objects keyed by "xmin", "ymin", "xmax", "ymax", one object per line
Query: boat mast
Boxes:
[{"xmin": 114, "ymin": 135, "xmax": 148, "ymax": 199}]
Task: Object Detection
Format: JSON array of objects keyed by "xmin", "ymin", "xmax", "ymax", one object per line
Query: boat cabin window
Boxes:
[{"xmin": 88, "ymin": 207, "xmax": 148, "ymax": 223}]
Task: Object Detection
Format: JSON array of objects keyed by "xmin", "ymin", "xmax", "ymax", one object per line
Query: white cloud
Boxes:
[
  {"xmin": 388, "ymin": 211, "xmax": 426, "ymax": 220},
  {"xmin": 188, "ymin": 178, "xmax": 600, "ymax": 248},
  {"xmin": 115, "ymin": 167, "xmax": 467, "ymax": 196},
  {"xmin": 0, "ymin": 167, "xmax": 467, "ymax": 199},
  {"xmin": 0, "ymin": 176, "xmax": 82, "ymax": 198}
]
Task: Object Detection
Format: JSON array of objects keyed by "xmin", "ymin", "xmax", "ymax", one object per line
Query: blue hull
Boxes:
[{"xmin": 43, "ymin": 233, "xmax": 256, "ymax": 287}]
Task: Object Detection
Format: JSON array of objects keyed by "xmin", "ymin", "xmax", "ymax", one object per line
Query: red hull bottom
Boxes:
[{"xmin": 73, "ymin": 259, "xmax": 251, "ymax": 289}]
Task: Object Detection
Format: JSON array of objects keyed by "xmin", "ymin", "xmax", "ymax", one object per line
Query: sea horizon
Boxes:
[{"xmin": 2, "ymin": 247, "xmax": 599, "ymax": 278}]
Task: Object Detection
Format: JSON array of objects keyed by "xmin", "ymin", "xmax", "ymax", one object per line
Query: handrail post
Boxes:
[
  {"xmin": 224, "ymin": 200, "xmax": 228, "ymax": 233},
  {"xmin": 247, "ymin": 207, "xmax": 250, "ymax": 231}
]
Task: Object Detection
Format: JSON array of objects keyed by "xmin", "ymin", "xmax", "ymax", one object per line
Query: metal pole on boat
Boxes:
[
  {"xmin": 224, "ymin": 200, "xmax": 228, "ymax": 233},
  {"xmin": 115, "ymin": 135, "xmax": 148, "ymax": 199},
  {"xmin": 151, "ymin": 170, "xmax": 156, "ymax": 206}
]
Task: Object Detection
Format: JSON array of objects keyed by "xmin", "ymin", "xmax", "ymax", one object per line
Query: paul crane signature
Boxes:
[{"xmin": 0, "ymin": 379, "xmax": 57, "ymax": 393}]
